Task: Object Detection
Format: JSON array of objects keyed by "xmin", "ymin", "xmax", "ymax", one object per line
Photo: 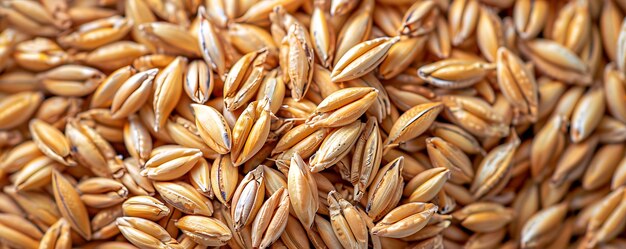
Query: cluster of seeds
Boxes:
[{"xmin": 0, "ymin": 0, "xmax": 626, "ymax": 248}]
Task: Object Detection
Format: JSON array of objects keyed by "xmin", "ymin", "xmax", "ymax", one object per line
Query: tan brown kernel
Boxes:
[{"xmin": 0, "ymin": 1, "xmax": 623, "ymax": 248}]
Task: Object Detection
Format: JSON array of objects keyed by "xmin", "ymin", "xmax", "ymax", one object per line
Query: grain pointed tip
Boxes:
[
  {"xmin": 139, "ymin": 168, "xmax": 149, "ymax": 177},
  {"xmin": 496, "ymin": 46, "xmax": 508, "ymax": 56},
  {"xmin": 442, "ymin": 168, "xmax": 451, "ymax": 176},
  {"xmin": 400, "ymin": 26, "xmax": 411, "ymax": 35},
  {"xmin": 329, "ymin": 69, "xmax": 340, "ymax": 81},
  {"xmin": 65, "ymin": 157, "xmax": 77, "ymax": 167},
  {"xmin": 145, "ymin": 68, "xmax": 159, "ymax": 75},
  {"xmin": 309, "ymin": 164, "xmax": 323, "ymax": 173},
  {"xmin": 416, "ymin": 68, "xmax": 427, "ymax": 78},
  {"xmin": 197, "ymin": 5, "xmax": 207, "ymax": 17},
  {"xmin": 190, "ymin": 103, "xmax": 203, "ymax": 111},
  {"xmin": 110, "ymin": 111, "xmax": 122, "ymax": 120},
  {"xmin": 483, "ymin": 63, "xmax": 497, "ymax": 70}
]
